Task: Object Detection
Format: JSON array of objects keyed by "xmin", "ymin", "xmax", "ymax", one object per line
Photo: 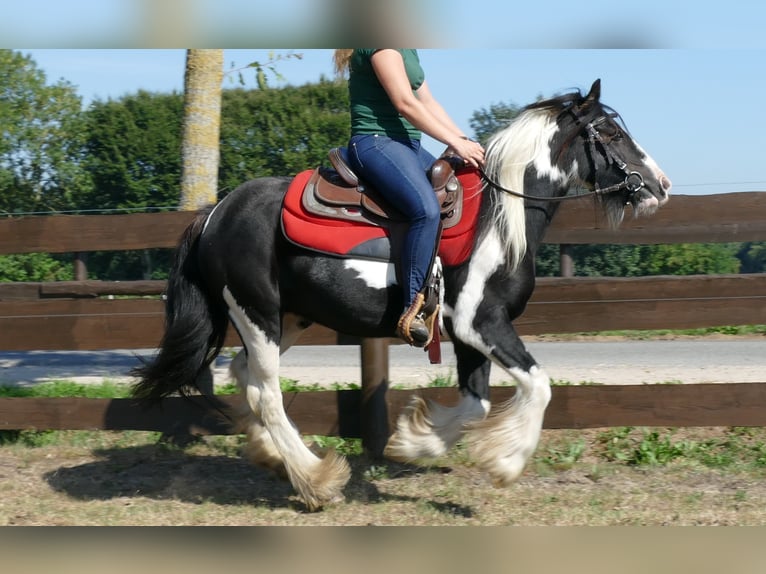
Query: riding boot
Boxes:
[{"xmin": 397, "ymin": 292, "xmax": 431, "ymax": 347}]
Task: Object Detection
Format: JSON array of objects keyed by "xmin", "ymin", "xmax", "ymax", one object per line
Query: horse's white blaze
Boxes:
[
  {"xmin": 343, "ymin": 259, "xmax": 397, "ymax": 289},
  {"xmin": 633, "ymin": 142, "xmax": 672, "ymax": 201},
  {"xmin": 466, "ymin": 364, "xmax": 551, "ymax": 486},
  {"xmin": 443, "ymin": 227, "xmax": 506, "ymax": 355}
]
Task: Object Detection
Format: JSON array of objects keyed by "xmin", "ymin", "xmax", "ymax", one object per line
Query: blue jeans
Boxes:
[{"xmin": 348, "ymin": 134, "xmax": 440, "ymax": 309}]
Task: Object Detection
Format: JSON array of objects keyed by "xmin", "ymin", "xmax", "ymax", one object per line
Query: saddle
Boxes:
[{"xmin": 301, "ymin": 147, "xmax": 465, "ymax": 228}]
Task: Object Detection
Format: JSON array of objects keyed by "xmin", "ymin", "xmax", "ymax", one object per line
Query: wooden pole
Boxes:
[
  {"xmin": 73, "ymin": 252, "xmax": 88, "ymax": 281},
  {"xmin": 559, "ymin": 244, "xmax": 574, "ymax": 277},
  {"xmin": 359, "ymin": 338, "xmax": 390, "ymax": 458}
]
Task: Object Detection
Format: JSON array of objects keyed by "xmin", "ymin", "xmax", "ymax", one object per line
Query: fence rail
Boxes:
[
  {"xmin": 3, "ymin": 383, "xmax": 766, "ymax": 436},
  {"xmin": 1, "ymin": 192, "xmax": 765, "ymax": 443}
]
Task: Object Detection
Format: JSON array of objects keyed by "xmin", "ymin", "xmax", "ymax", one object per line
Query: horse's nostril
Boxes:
[{"xmin": 660, "ymin": 175, "xmax": 672, "ymax": 193}]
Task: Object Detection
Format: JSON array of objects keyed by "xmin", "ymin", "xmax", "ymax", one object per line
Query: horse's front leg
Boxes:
[
  {"xmin": 384, "ymin": 340, "xmax": 491, "ymax": 462},
  {"xmin": 224, "ymin": 289, "xmax": 349, "ymax": 510},
  {"xmin": 463, "ymin": 321, "xmax": 552, "ymax": 487}
]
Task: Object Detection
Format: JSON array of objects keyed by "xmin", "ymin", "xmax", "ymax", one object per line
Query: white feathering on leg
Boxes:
[
  {"xmin": 464, "ymin": 365, "xmax": 551, "ymax": 486},
  {"xmin": 384, "ymin": 393, "xmax": 490, "ymax": 461}
]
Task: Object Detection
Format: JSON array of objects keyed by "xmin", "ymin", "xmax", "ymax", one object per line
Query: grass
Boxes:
[
  {"xmin": 4, "ymin": 417, "xmax": 766, "ymax": 524},
  {"xmin": 5, "ymin": 380, "xmax": 766, "ymax": 476},
  {"xmin": 593, "ymin": 426, "xmax": 766, "ymax": 471},
  {"xmin": 546, "ymin": 324, "xmax": 766, "ymax": 340},
  {"xmin": 0, "ymin": 380, "xmax": 133, "ymax": 398},
  {"xmin": 5, "ymin": 409, "xmax": 766, "ymax": 476}
]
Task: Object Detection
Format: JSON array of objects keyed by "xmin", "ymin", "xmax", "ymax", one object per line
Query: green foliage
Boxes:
[
  {"xmin": 77, "ymin": 91, "xmax": 185, "ymax": 212},
  {"xmin": 639, "ymin": 243, "xmax": 741, "ymax": 275},
  {"xmin": 596, "ymin": 426, "xmax": 766, "ymax": 469},
  {"xmin": 535, "ymin": 243, "xmax": 743, "ymax": 277},
  {"xmin": 218, "ymin": 80, "xmax": 349, "ymax": 192},
  {"xmin": 227, "ymin": 51, "xmax": 304, "ymax": 90},
  {"xmin": 0, "ymin": 253, "xmax": 74, "ymax": 281},
  {"xmin": 540, "ymin": 438, "xmax": 586, "ymax": 470},
  {"xmin": 573, "ymin": 325, "xmax": 766, "ymax": 339},
  {"xmin": 84, "ymin": 248, "xmax": 172, "ymax": 281},
  {"xmin": 736, "ymin": 242, "xmax": 766, "ymax": 273},
  {"xmin": 0, "ymin": 50, "xmax": 91, "ymax": 214},
  {"xmin": 469, "ymin": 101, "xmax": 522, "ymax": 144},
  {"xmin": 306, "ymin": 435, "xmax": 363, "ymax": 457},
  {"xmin": 0, "ymin": 381, "xmax": 132, "ymax": 398},
  {"xmin": 0, "ymin": 429, "xmax": 59, "ymax": 447}
]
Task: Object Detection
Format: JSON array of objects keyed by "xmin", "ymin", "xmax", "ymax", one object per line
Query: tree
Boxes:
[
  {"xmin": 180, "ymin": 49, "xmax": 223, "ymax": 211},
  {"xmin": 469, "ymin": 101, "xmax": 522, "ymax": 144},
  {"xmin": 68, "ymin": 80, "xmax": 350, "ymax": 279},
  {"xmin": 0, "ymin": 50, "xmax": 88, "ymax": 282},
  {"xmin": 78, "ymin": 91, "xmax": 184, "ymax": 211},
  {"xmin": 0, "ymin": 50, "xmax": 89, "ymax": 214},
  {"xmin": 737, "ymin": 242, "xmax": 766, "ymax": 274},
  {"xmin": 218, "ymin": 80, "xmax": 349, "ymax": 193},
  {"xmin": 76, "ymin": 91, "xmax": 185, "ymax": 280}
]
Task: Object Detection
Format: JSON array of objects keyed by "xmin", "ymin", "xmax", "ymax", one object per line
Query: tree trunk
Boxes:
[{"xmin": 180, "ymin": 49, "xmax": 223, "ymax": 211}]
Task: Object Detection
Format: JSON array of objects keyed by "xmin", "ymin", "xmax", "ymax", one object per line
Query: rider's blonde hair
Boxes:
[{"xmin": 333, "ymin": 49, "xmax": 353, "ymax": 77}]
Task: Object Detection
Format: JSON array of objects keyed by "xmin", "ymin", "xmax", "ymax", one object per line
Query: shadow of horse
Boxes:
[{"xmin": 42, "ymin": 443, "xmax": 473, "ymax": 517}]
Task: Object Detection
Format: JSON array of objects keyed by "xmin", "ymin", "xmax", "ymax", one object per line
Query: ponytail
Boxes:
[{"xmin": 333, "ymin": 49, "xmax": 353, "ymax": 77}]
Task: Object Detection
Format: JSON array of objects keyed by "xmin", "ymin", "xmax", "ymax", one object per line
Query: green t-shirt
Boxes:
[{"xmin": 349, "ymin": 49, "xmax": 425, "ymax": 140}]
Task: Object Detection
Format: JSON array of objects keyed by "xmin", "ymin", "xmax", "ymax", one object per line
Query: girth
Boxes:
[{"xmin": 301, "ymin": 148, "xmax": 464, "ymax": 228}]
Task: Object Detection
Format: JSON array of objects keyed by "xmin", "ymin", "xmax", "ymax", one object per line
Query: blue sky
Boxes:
[
  {"xmin": 19, "ymin": 48, "xmax": 766, "ymax": 197},
  {"xmin": 5, "ymin": 0, "xmax": 766, "ymax": 196},
  {"xmin": 3, "ymin": 0, "xmax": 766, "ymax": 49}
]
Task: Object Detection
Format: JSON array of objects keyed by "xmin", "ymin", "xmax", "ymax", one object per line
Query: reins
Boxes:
[{"xmin": 478, "ymin": 115, "xmax": 646, "ymax": 203}]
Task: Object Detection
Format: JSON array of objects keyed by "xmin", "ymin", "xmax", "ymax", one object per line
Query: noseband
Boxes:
[{"xmin": 479, "ymin": 114, "xmax": 646, "ymax": 204}]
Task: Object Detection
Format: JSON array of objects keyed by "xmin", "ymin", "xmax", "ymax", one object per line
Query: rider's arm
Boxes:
[{"xmin": 370, "ymin": 49, "xmax": 484, "ymax": 167}]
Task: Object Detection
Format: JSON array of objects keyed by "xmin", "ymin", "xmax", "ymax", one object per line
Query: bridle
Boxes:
[{"xmin": 478, "ymin": 113, "xmax": 647, "ymax": 204}]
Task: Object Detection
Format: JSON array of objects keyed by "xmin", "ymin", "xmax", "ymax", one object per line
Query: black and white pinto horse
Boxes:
[{"xmin": 133, "ymin": 80, "xmax": 671, "ymax": 510}]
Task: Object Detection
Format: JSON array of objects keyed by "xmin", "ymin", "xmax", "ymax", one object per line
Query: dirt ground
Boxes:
[
  {"xmin": 2, "ymin": 332, "xmax": 764, "ymax": 525},
  {"xmin": 2, "ymin": 425, "xmax": 766, "ymax": 526}
]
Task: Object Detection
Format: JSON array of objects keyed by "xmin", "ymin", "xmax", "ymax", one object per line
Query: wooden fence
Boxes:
[{"xmin": 1, "ymin": 192, "xmax": 765, "ymax": 452}]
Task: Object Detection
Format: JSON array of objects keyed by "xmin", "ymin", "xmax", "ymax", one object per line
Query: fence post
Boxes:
[
  {"xmin": 359, "ymin": 337, "xmax": 390, "ymax": 458},
  {"xmin": 73, "ymin": 252, "xmax": 88, "ymax": 281},
  {"xmin": 559, "ymin": 244, "xmax": 574, "ymax": 277}
]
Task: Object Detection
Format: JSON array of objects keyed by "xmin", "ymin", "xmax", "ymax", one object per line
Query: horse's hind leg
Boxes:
[
  {"xmin": 229, "ymin": 350, "xmax": 287, "ymax": 478},
  {"xmin": 385, "ymin": 342, "xmax": 491, "ymax": 461},
  {"xmin": 224, "ymin": 289, "xmax": 349, "ymax": 510},
  {"xmin": 229, "ymin": 313, "xmax": 313, "ymax": 478}
]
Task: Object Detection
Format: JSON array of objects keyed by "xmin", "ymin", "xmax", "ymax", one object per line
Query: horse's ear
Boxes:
[{"xmin": 585, "ymin": 79, "xmax": 602, "ymax": 102}]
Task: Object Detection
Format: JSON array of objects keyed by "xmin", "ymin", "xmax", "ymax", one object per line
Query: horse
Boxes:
[{"xmin": 132, "ymin": 79, "xmax": 671, "ymax": 510}]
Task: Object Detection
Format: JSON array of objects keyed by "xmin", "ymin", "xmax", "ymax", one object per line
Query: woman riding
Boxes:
[{"xmin": 333, "ymin": 49, "xmax": 485, "ymax": 347}]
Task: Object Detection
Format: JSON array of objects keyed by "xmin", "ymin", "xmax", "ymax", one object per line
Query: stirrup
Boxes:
[{"xmin": 397, "ymin": 293, "xmax": 438, "ymax": 348}]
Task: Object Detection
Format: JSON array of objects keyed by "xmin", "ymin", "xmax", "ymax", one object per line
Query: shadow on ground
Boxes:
[{"xmin": 42, "ymin": 443, "xmax": 472, "ymax": 516}]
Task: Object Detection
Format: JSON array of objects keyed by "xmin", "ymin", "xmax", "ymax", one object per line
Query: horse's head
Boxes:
[{"xmin": 555, "ymin": 79, "xmax": 672, "ymax": 226}]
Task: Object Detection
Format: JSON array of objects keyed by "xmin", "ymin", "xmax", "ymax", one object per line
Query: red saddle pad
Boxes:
[{"xmin": 281, "ymin": 168, "xmax": 483, "ymax": 267}]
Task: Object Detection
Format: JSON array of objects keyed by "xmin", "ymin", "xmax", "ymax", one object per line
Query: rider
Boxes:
[{"xmin": 333, "ymin": 49, "xmax": 485, "ymax": 346}]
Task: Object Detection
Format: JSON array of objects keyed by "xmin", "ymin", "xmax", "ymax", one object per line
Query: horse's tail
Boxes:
[{"xmin": 131, "ymin": 207, "xmax": 228, "ymax": 406}]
